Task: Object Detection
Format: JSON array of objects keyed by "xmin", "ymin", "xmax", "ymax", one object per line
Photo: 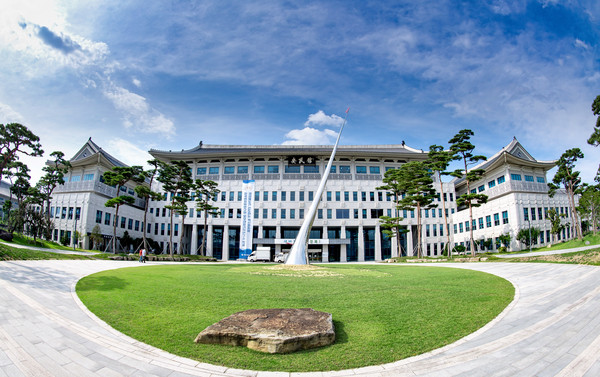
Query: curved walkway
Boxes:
[{"xmin": 1, "ymin": 261, "xmax": 600, "ymax": 376}]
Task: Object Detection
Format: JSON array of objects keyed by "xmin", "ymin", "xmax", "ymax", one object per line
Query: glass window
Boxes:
[
  {"xmin": 369, "ymin": 166, "xmax": 380, "ymax": 174},
  {"xmin": 268, "ymin": 165, "xmax": 279, "ymax": 173},
  {"xmin": 336, "ymin": 191, "xmax": 341, "ymax": 201},
  {"xmin": 478, "ymin": 185, "xmax": 485, "ymax": 192},
  {"xmin": 299, "ymin": 191, "xmax": 305, "ymax": 201},
  {"xmin": 524, "ymin": 208, "xmax": 529, "ymax": 221},
  {"xmin": 524, "ymin": 175, "xmax": 534, "ymax": 182},
  {"xmin": 309, "ymin": 191, "xmax": 314, "ymax": 201},
  {"xmin": 511, "ymin": 173, "xmax": 522, "ymax": 181},
  {"xmin": 83, "ymin": 173, "xmax": 94, "ymax": 181},
  {"xmin": 339, "ymin": 165, "xmax": 351, "ymax": 173},
  {"xmin": 536, "ymin": 177, "xmax": 545, "ymax": 183},
  {"xmin": 304, "ymin": 165, "xmax": 319, "ymax": 173},
  {"xmin": 330, "ymin": 165, "xmax": 337, "ymax": 173},
  {"xmin": 272, "ymin": 191, "xmax": 277, "ymax": 201},
  {"xmin": 290, "ymin": 191, "xmax": 295, "ymax": 201},
  {"xmin": 285, "ymin": 165, "xmax": 300, "ymax": 173},
  {"xmin": 70, "ymin": 175, "xmax": 81, "ymax": 182},
  {"xmin": 263, "ymin": 191, "xmax": 268, "ymax": 201},
  {"xmin": 95, "ymin": 210, "xmax": 102, "ymax": 223},
  {"xmin": 502, "ymin": 211, "xmax": 509, "ymax": 224},
  {"xmin": 197, "ymin": 167, "xmax": 207, "ymax": 175},
  {"xmin": 281, "ymin": 209, "xmax": 286, "ymax": 219},
  {"xmin": 497, "ymin": 176, "xmax": 505, "ymax": 184},
  {"xmin": 224, "ymin": 166, "xmax": 235, "ymax": 174},
  {"xmin": 486, "ymin": 215, "xmax": 492, "ymax": 227},
  {"xmin": 488, "ymin": 180, "xmax": 496, "ymax": 188},
  {"xmin": 209, "ymin": 167, "xmax": 219, "ymax": 174},
  {"xmin": 326, "ymin": 191, "xmax": 332, "ymax": 201},
  {"xmin": 105, "ymin": 213, "xmax": 111, "ymax": 225},
  {"xmin": 494, "ymin": 213, "xmax": 500, "ymax": 226},
  {"xmin": 356, "ymin": 166, "xmax": 367, "ymax": 174},
  {"xmin": 238, "ymin": 166, "xmax": 248, "ymax": 174},
  {"xmin": 128, "ymin": 219, "xmax": 133, "ymax": 230},
  {"xmin": 253, "ymin": 166, "xmax": 264, "ymax": 174},
  {"xmin": 327, "ymin": 209, "xmax": 332, "ymax": 219},
  {"xmin": 281, "ymin": 191, "xmax": 287, "ymax": 201}
]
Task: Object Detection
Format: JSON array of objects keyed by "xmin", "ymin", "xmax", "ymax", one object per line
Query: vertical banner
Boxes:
[{"xmin": 239, "ymin": 180, "xmax": 255, "ymax": 259}]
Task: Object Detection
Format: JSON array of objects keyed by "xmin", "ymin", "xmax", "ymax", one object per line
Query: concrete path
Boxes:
[
  {"xmin": 2, "ymin": 260, "xmax": 600, "ymax": 376},
  {"xmin": 495, "ymin": 244, "xmax": 600, "ymax": 259}
]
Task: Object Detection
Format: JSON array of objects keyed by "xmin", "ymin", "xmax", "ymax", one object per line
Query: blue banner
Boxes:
[{"xmin": 239, "ymin": 180, "xmax": 255, "ymax": 259}]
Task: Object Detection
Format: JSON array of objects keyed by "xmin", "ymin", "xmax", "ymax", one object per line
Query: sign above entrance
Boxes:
[
  {"xmin": 287, "ymin": 156, "xmax": 317, "ymax": 166},
  {"xmin": 277, "ymin": 238, "xmax": 330, "ymax": 245}
]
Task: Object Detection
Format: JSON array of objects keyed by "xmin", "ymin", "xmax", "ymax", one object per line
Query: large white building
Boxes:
[{"xmin": 48, "ymin": 138, "xmax": 576, "ymax": 260}]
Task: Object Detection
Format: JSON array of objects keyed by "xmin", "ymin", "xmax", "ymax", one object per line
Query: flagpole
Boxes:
[{"xmin": 285, "ymin": 107, "xmax": 350, "ymax": 265}]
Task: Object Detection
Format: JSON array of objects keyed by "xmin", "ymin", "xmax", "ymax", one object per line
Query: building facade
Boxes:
[{"xmin": 48, "ymin": 138, "xmax": 577, "ymax": 260}]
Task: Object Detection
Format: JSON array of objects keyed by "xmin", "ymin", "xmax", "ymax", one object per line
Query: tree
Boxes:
[
  {"xmin": 546, "ymin": 208, "xmax": 566, "ymax": 245},
  {"xmin": 0, "ymin": 123, "xmax": 43, "ymax": 182},
  {"xmin": 548, "ymin": 148, "xmax": 583, "ymax": 241},
  {"xmin": 134, "ymin": 159, "xmax": 163, "ymax": 253},
  {"xmin": 377, "ymin": 170, "xmax": 408, "ymax": 257},
  {"xmin": 90, "ymin": 224, "xmax": 103, "ymax": 250},
  {"xmin": 8, "ymin": 163, "xmax": 32, "ymax": 233},
  {"xmin": 103, "ymin": 166, "xmax": 144, "ymax": 252},
  {"xmin": 193, "ymin": 179, "xmax": 220, "ymax": 256},
  {"xmin": 449, "ymin": 129, "xmax": 488, "ymax": 255},
  {"xmin": 577, "ymin": 182, "xmax": 600, "ymax": 235},
  {"xmin": 588, "ymin": 95, "xmax": 600, "ymax": 147},
  {"xmin": 498, "ymin": 233, "xmax": 511, "ymax": 251},
  {"xmin": 158, "ymin": 160, "xmax": 193, "ymax": 257},
  {"xmin": 516, "ymin": 227, "xmax": 541, "ymax": 250},
  {"xmin": 427, "ymin": 144, "xmax": 454, "ymax": 258},
  {"xmin": 391, "ymin": 161, "xmax": 437, "ymax": 258},
  {"xmin": 36, "ymin": 151, "xmax": 71, "ymax": 234}
]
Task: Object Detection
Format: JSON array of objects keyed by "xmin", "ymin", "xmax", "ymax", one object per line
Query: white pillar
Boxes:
[
  {"xmin": 223, "ymin": 225, "xmax": 229, "ymax": 261},
  {"xmin": 375, "ymin": 224, "xmax": 382, "ymax": 261},
  {"xmin": 358, "ymin": 225, "xmax": 365, "ymax": 262},
  {"xmin": 191, "ymin": 225, "xmax": 198, "ymax": 255}
]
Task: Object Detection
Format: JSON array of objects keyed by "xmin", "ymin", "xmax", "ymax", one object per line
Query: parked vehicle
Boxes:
[
  {"xmin": 247, "ymin": 247, "xmax": 271, "ymax": 262},
  {"xmin": 274, "ymin": 252, "xmax": 287, "ymax": 263}
]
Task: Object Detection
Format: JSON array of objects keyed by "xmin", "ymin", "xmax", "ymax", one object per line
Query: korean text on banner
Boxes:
[{"xmin": 239, "ymin": 180, "xmax": 255, "ymax": 259}]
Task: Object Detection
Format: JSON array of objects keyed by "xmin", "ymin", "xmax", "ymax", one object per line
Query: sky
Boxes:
[{"xmin": 1, "ymin": 0, "xmax": 600, "ymax": 184}]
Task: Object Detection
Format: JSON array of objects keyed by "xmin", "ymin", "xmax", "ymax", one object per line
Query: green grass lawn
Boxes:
[
  {"xmin": 0, "ymin": 243, "xmax": 101, "ymax": 260},
  {"xmin": 77, "ymin": 264, "xmax": 514, "ymax": 372}
]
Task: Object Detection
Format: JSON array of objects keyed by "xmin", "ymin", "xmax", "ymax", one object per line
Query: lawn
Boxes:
[
  {"xmin": 0, "ymin": 243, "xmax": 103, "ymax": 260},
  {"xmin": 76, "ymin": 264, "xmax": 514, "ymax": 372}
]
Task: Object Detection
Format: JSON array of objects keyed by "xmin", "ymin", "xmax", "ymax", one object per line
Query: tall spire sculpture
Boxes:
[{"xmin": 285, "ymin": 108, "xmax": 349, "ymax": 265}]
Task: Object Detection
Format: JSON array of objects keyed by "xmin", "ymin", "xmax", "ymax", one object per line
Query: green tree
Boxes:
[
  {"xmin": 36, "ymin": 151, "xmax": 70, "ymax": 228},
  {"xmin": 548, "ymin": 148, "xmax": 583, "ymax": 241},
  {"xmin": 546, "ymin": 208, "xmax": 566, "ymax": 245},
  {"xmin": 578, "ymin": 181, "xmax": 600, "ymax": 235},
  {"xmin": 427, "ymin": 144, "xmax": 454, "ymax": 258},
  {"xmin": 588, "ymin": 95, "xmax": 600, "ymax": 147},
  {"xmin": 377, "ymin": 169, "xmax": 408, "ymax": 257},
  {"xmin": 393, "ymin": 161, "xmax": 437, "ymax": 258},
  {"xmin": 134, "ymin": 159, "xmax": 163, "ymax": 253},
  {"xmin": 0, "ymin": 123, "xmax": 43, "ymax": 182},
  {"xmin": 8, "ymin": 163, "xmax": 32, "ymax": 233},
  {"xmin": 158, "ymin": 160, "xmax": 193, "ymax": 257},
  {"xmin": 103, "ymin": 166, "xmax": 144, "ymax": 252},
  {"xmin": 498, "ymin": 233, "xmax": 511, "ymax": 251},
  {"xmin": 193, "ymin": 179, "xmax": 220, "ymax": 256},
  {"xmin": 90, "ymin": 224, "xmax": 103, "ymax": 250},
  {"xmin": 449, "ymin": 129, "xmax": 488, "ymax": 255},
  {"xmin": 516, "ymin": 227, "xmax": 541, "ymax": 250}
]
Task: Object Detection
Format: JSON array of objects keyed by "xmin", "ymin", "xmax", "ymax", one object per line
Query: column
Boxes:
[
  {"xmin": 406, "ymin": 227, "xmax": 414, "ymax": 257},
  {"xmin": 340, "ymin": 225, "xmax": 347, "ymax": 262},
  {"xmin": 206, "ymin": 225, "xmax": 213, "ymax": 257},
  {"xmin": 375, "ymin": 223, "xmax": 382, "ymax": 261},
  {"xmin": 358, "ymin": 225, "xmax": 365, "ymax": 262},
  {"xmin": 322, "ymin": 226, "xmax": 329, "ymax": 262},
  {"xmin": 191, "ymin": 225, "xmax": 198, "ymax": 255},
  {"xmin": 223, "ymin": 224, "xmax": 229, "ymax": 261}
]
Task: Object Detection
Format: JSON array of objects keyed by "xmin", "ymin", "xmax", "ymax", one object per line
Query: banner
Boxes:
[{"xmin": 239, "ymin": 180, "xmax": 255, "ymax": 259}]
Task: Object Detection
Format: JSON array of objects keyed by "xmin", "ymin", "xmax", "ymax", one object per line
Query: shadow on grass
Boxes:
[
  {"xmin": 333, "ymin": 320, "xmax": 348, "ymax": 345},
  {"xmin": 77, "ymin": 276, "xmax": 129, "ymax": 292}
]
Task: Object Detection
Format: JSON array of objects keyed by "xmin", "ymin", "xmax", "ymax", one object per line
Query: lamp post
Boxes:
[{"xmin": 527, "ymin": 218, "xmax": 531, "ymax": 253}]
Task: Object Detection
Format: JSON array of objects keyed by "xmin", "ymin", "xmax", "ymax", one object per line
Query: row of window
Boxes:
[
  {"xmin": 454, "ymin": 211, "xmax": 509, "ymax": 234},
  {"xmin": 95, "ymin": 210, "xmax": 144, "ymax": 232},
  {"xmin": 50, "ymin": 206, "xmax": 81, "ymax": 220},
  {"xmin": 68, "ymin": 173, "xmax": 95, "ymax": 182},
  {"xmin": 523, "ymin": 206, "xmax": 569, "ymax": 221},
  {"xmin": 196, "ymin": 165, "xmax": 388, "ymax": 176},
  {"xmin": 511, "ymin": 173, "xmax": 545, "ymax": 183}
]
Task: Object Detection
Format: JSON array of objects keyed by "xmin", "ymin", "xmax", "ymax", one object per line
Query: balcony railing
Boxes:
[{"xmin": 54, "ymin": 181, "xmax": 146, "ymax": 209}]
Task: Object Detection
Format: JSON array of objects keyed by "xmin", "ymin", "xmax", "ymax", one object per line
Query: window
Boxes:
[
  {"xmin": 330, "ymin": 166, "xmax": 336, "ymax": 173},
  {"xmin": 268, "ymin": 165, "xmax": 279, "ymax": 173},
  {"xmin": 105, "ymin": 213, "xmax": 111, "ymax": 225},
  {"xmin": 254, "ymin": 191, "xmax": 260, "ymax": 201},
  {"xmin": 426, "ymin": 225, "xmax": 430, "ymax": 237},
  {"xmin": 486, "ymin": 215, "xmax": 492, "ymax": 228},
  {"xmin": 285, "ymin": 165, "xmax": 301, "ymax": 173},
  {"xmin": 336, "ymin": 209, "xmax": 350, "ymax": 219},
  {"xmin": 281, "ymin": 209, "xmax": 286, "ymax": 219},
  {"xmin": 237, "ymin": 166, "xmax": 248, "ymax": 174},
  {"xmin": 353, "ymin": 191, "xmax": 358, "ymax": 201},
  {"xmin": 479, "ymin": 217, "xmax": 484, "ymax": 229},
  {"xmin": 161, "ymin": 223, "xmax": 165, "ymax": 235},
  {"xmin": 356, "ymin": 166, "xmax": 367, "ymax": 174},
  {"xmin": 361, "ymin": 192, "xmax": 367, "ymax": 201},
  {"xmin": 318, "ymin": 209, "xmax": 323, "ymax": 219},
  {"xmin": 362, "ymin": 209, "xmax": 367, "ymax": 219},
  {"xmin": 465, "ymin": 221, "xmax": 470, "ymax": 231},
  {"xmin": 538, "ymin": 208, "xmax": 543, "ymax": 220},
  {"xmin": 67, "ymin": 207, "xmax": 73, "ymax": 220},
  {"xmin": 488, "ymin": 180, "xmax": 496, "ymax": 188},
  {"xmin": 524, "ymin": 175, "xmax": 534, "ymax": 182},
  {"xmin": 83, "ymin": 173, "xmax": 94, "ymax": 181},
  {"xmin": 263, "ymin": 209, "xmax": 268, "ymax": 219},
  {"xmin": 536, "ymin": 176, "xmax": 545, "ymax": 183},
  {"xmin": 281, "ymin": 191, "xmax": 286, "ymax": 201},
  {"xmin": 531, "ymin": 207, "xmax": 536, "ymax": 221},
  {"xmin": 209, "ymin": 167, "xmax": 219, "ymax": 174},
  {"xmin": 70, "ymin": 175, "xmax": 81, "ymax": 182},
  {"xmin": 511, "ymin": 173, "xmax": 522, "ymax": 181},
  {"xmin": 128, "ymin": 219, "xmax": 133, "ymax": 230},
  {"xmin": 497, "ymin": 176, "xmax": 505, "ymax": 184},
  {"xmin": 502, "ymin": 211, "xmax": 509, "ymax": 224},
  {"xmin": 327, "ymin": 191, "xmax": 332, "ymax": 201},
  {"xmin": 197, "ymin": 167, "xmax": 207, "ymax": 175},
  {"xmin": 272, "ymin": 209, "xmax": 277, "ymax": 219},
  {"xmin": 61, "ymin": 207, "xmax": 66, "ymax": 219},
  {"xmin": 424, "ymin": 209, "xmax": 429, "ymax": 218},
  {"xmin": 478, "ymin": 185, "xmax": 485, "ymax": 192},
  {"xmin": 224, "ymin": 166, "xmax": 235, "ymax": 174},
  {"xmin": 229, "ymin": 191, "xmax": 234, "ymax": 201},
  {"xmin": 454, "ymin": 224, "xmax": 457, "ymax": 234},
  {"xmin": 339, "ymin": 165, "xmax": 351, "ymax": 173},
  {"xmin": 121, "ymin": 217, "xmax": 126, "ymax": 228},
  {"xmin": 299, "ymin": 209, "xmax": 304, "ymax": 219},
  {"xmin": 336, "ymin": 191, "xmax": 341, "ymax": 201},
  {"xmin": 290, "ymin": 191, "xmax": 295, "ymax": 201},
  {"xmin": 299, "ymin": 191, "xmax": 304, "ymax": 201},
  {"xmin": 263, "ymin": 191, "xmax": 268, "ymax": 201},
  {"xmin": 96, "ymin": 210, "xmax": 102, "ymax": 223},
  {"xmin": 327, "ymin": 209, "xmax": 332, "ymax": 219},
  {"xmin": 290, "ymin": 209, "xmax": 295, "ymax": 219},
  {"xmin": 309, "ymin": 191, "xmax": 314, "ymax": 201},
  {"xmin": 238, "ymin": 191, "xmax": 242, "ymax": 201},
  {"xmin": 439, "ymin": 224, "xmax": 444, "ymax": 237},
  {"xmin": 253, "ymin": 166, "xmax": 265, "ymax": 174},
  {"xmin": 344, "ymin": 191, "xmax": 349, "ymax": 201},
  {"xmin": 304, "ymin": 165, "xmax": 319, "ymax": 173},
  {"xmin": 369, "ymin": 166, "xmax": 380, "ymax": 174},
  {"xmin": 524, "ymin": 208, "xmax": 529, "ymax": 221},
  {"xmin": 459, "ymin": 223, "xmax": 464, "ymax": 233},
  {"xmin": 494, "ymin": 213, "xmax": 500, "ymax": 226},
  {"xmin": 272, "ymin": 191, "xmax": 277, "ymax": 201}
]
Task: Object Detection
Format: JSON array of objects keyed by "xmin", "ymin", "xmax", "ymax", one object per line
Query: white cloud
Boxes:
[
  {"xmin": 107, "ymin": 138, "xmax": 153, "ymax": 168},
  {"xmin": 0, "ymin": 103, "xmax": 25, "ymax": 123},
  {"xmin": 304, "ymin": 110, "xmax": 344, "ymax": 127},
  {"xmin": 282, "ymin": 127, "xmax": 338, "ymax": 145},
  {"xmin": 103, "ymin": 85, "xmax": 175, "ymax": 137},
  {"xmin": 575, "ymin": 38, "xmax": 590, "ymax": 50},
  {"xmin": 132, "ymin": 77, "xmax": 141, "ymax": 87}
]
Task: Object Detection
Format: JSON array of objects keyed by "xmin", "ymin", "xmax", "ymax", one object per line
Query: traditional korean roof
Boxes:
[{"xmin": 65, "ymin": 138, "xmax": 129, "ymax": 169}]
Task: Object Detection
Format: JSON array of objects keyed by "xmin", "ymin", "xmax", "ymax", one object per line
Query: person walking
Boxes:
[
  {"xmin": 139, "ymin": 249, "xmax": 144, "ymax": 263},
  {"xmin": 141, "ymin": 248, "xmax": 147, "ymax": 263}
]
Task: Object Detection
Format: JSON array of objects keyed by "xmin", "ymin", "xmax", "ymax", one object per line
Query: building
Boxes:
[
  {"xmin": 49, "ymin": 138, "xmax": 148, "ymax": 250},
  {"xmin": 48, "ymin": 138, "xmax": 577, "ymax": 259}
]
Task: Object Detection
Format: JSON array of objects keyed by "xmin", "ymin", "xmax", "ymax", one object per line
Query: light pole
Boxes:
[{"xmin": 527, "ymin": 218, "xmax": 532, "ymax": 253}]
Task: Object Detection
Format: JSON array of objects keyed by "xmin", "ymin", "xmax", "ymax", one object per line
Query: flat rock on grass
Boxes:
[{"xmin": 194, "ymin": 308, "xmax": 335, "ymax": 353}]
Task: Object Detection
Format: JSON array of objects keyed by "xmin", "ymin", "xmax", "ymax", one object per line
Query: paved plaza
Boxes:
[{"xmin": 1, "ymin": 259, "xmax": 600, "ymax": 376}]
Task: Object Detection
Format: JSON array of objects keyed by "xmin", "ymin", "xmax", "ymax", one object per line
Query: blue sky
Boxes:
[{"xmin": 1, "ymin": 0, "xmax": 600, "ymax": 183}]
